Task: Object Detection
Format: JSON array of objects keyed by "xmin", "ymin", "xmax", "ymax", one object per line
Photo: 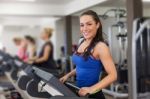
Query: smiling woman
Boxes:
[
  {"xmin": 60, "ymin": 10, "xmax": 117, "ymax": 99},
  {"xmin": 79, "ymin": 10, "xmax": 104, "ymax": 59}
]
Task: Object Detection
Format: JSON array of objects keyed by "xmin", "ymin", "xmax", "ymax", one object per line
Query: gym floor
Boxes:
[{"xmin": 0, "ymin": 76, "xmax": 9, "ymax": 99}]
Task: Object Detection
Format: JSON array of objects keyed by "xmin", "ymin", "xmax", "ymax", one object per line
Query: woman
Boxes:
[
  {"xmin": 24, "ymin": 35, "xmax": 36, "ymax": 60},
  {"xmin": 60, "ymin": 10, "xmax": 117, "ymax": 99},
  {"xmin": 30, "ymin": 28, "xmax": 57, "ymax": 71},
  {"xmin": 13, "ymin": 37, "xmax": 28, "ymax": 62}
]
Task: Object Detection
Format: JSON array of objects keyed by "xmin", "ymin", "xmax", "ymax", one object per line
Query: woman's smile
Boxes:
[{"xmin": 83, "ymin": 32, "xmax": 90, "ymax": 37}]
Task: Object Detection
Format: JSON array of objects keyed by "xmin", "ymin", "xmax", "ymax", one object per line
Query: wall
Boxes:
[
  {"xmin": 71, "ymin": 16, "xmax": 81, "ymax": 44},
  {"xmin": 55, "ymin": 16, "xmax": 80, "ymax": 59},
  {"xmin": 1, "ymin": 18, "xmax": 57, "ymax": 59},
  {"xmin": 55, "ymin": 18, "xmax": 65, "ymax": 59},
  {"xmin": 2, "ymin": 17, "xmax": 80, "ymax": 59},
  {"xmin": 1, "ymin": 16, "xmax": 127, "ymax": 62},
  {"xmin": 1, "ymin": 26, "xmax": 41, "ymax": 55}
]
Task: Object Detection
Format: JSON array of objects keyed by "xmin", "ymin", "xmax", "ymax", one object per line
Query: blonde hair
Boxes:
[{"xmin": 44, "ymin": 27, "xmax": 53, "ymax": 38}]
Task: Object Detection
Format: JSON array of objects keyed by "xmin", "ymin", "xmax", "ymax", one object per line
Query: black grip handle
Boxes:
[{"xmin": 65, "ymin": 82, "xmax": 91, "ymax": 97}]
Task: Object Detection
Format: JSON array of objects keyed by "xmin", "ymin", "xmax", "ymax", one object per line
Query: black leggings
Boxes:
[{"xmin": 89, "ymin": 91, "xmax": 105, "ymax": 99}]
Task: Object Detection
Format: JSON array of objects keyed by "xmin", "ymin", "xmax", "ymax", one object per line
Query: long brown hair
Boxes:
[{"xmin": 80, "ymin": 10, "xmax": 104, "ymax": 59}]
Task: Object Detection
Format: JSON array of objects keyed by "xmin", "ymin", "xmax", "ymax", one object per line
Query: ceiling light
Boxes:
[
  {"xmin": 143, "ymin": 0, "xmax": 150, "ymax": 2},
  {"xmin": 17, "ymin": 0, "xmax": 36, "ymax": 2}
]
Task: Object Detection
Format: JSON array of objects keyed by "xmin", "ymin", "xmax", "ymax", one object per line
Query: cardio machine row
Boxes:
[{"xmin": 0, "ymin": 51, "xmax": 92, "ymax": 99}]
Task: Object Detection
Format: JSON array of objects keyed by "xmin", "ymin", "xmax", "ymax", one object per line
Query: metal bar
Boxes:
[
  {"xmin": 108, "ymin": 26, "xmax": 112, "ymax": 54},
  {"xmin": 102, "ymin": 89, "xmax": 128, "ymax": 98},
  {"xmin": 69, "ymin": 56, "xmax": 74, "ymax": 81},
  {"xmin": 131, "ymin": 18, "xmax": 142, "ymax": 99},
  {"xmin": 126, "ymin": 0, "xmax": 143, "ymax": 98},
  {"xmin": 65, "ymin": 16, "xmax": 72, "ymax": 57}
]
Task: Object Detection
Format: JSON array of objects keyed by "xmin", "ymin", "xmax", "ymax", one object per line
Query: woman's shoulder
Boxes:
[
  {"xmin": 44, "ymin": 41, "xmax": 53, "ymax": 49},
  {"xmin": 95, "ymin": 41, "xmax": 109, "ymax": 51},
  {"xmin": 45, "ymin": 41, "xmax": 52, "ymax": 46}
]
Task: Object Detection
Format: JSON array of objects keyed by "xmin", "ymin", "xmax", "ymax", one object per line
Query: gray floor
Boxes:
[{"xmin": 0, "ymin": 76, "xmax": 9, "ymax": 99}]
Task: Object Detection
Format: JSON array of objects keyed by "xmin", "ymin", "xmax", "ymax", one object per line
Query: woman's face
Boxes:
[
  {"xmin": 21, "ymin": 39, "xmax": 28, "ymax": 48},
  {"xmin": 80, "ymin": 15, "xmax": 99, "ymax": 40},
  {"xmin": 14, "ymin": 40, "xmax": 21, "ymax": 46},
  {"xmin": 24, "ymin": 39, "xmax": 30, "ymax": 45},
  {"xmin": 40, "ymin": 32, "xmax": 48, "ymax": 40}
]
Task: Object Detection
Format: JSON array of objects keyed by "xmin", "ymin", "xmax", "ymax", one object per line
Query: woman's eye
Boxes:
[
  {"xmin": 80, "ymin": 24, "xmax": 84, "ymax": 27},
  {"xmin": 87, "ymin": 24, "xmax": 92, "ymax": 26}
]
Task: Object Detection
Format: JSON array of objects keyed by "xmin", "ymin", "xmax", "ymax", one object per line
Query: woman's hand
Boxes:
[
  {"xmin": 78, "ymin": 87, "xmax": 91, "ymax": 97},
  {"xmin": 59, "ymin": 75, "xmax": 69, "ymax": 83},
  {"xmin": 60, "ymin": 69, "xmax": 76, "ymax": 83},
  {"xmin": 27, "ymin": 60, "xmax": 34, "ymax": 64}
]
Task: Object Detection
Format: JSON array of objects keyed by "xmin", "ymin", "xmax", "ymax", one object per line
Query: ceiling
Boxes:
[
  {"xmin": 0, "ymin": 0, "xmax": 150, "ymax": 27},
  {"xmin": 97, "ymin": 0, "xmax": 150, "ymax": 8},
  {"xmin": 0, "ymin": 0, "xmax": 107, "ymax": 26},
  {"xmin": 0, "ymin": 0, "xmax": 74, "ymax": 4},
  {"xmin": 98, "ymin": 0, "xmax": 126, "ymax": 7},
  {"xmin": 0, "ymin": 0, "xmax": 107, "ymax": 18},
  {"xmin": 0, "ymin": 0, "xmax": 149, "ymax": 17},
  {"xmin": 73, "ymin": 0, "xmax": 150, "ymax": 16}
]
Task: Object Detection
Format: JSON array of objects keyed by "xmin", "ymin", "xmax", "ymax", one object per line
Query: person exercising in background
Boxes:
[
  {"xmin": 29, "ymin": 28, "xmax": 57, "ymax": 71},
  {"xmin": 24, "ymin": 35, "xmax": 36, "ymax": 60},
  {"xmin": 60, "ymin": 10, "xmax": 117, "ymax": 99},
  {"xmin": 13, "ymin": 37, "xmax": 28, "ymax": 62}
]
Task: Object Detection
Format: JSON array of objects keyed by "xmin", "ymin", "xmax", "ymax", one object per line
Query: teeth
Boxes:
[{"xmin": 84, "ymin": 32, "xmax": 88, "ymax": 35}]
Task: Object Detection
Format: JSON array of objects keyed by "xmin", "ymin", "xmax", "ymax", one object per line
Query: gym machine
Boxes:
[
  {"xmin": 0, "ymin": 51, "xmax": 29, "ymax": 80},
  {"xmin": 0, "ymin": 51, "xmax": 26, "ymax": 99},
  {"xmin": 0, "ymin": 51, "xmax": 92, "ymax": 99},
  {"xmin": 17, "ymin": 66, "xmax": 92, "ymax": 99},
  {"xmin": 132, "ymin": 18, "xmax": 150, "ymax": 99}
]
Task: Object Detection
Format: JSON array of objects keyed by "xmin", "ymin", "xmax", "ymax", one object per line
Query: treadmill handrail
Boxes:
[
  {"xmin": 32, "ymin": 67, "xmax": 53, "ymax": 81},
  {"xmin": 40, "ymin": 81, "xmax": 63, "ymax": 96},
  {"xmin": 65, "ymin": 82, "xmax": 80, "ymax": 91},
  {"xmin": 32, "ymin": 67, "xmax": 77, "ymax": 97}
]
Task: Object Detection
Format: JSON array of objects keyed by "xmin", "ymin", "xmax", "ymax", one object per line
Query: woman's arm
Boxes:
[
  {"xmin": 60, "ymin": 69, "xmax": 76, "ymax": 83},
  {"xmin": 34, "ymin": 45, "xmax": 51, "ymax": 63},
  {"xmin": 89, "ymin": 42, "xmax": 117, "ymax": 93},
  {"xmin": 66, "ymin": 69, "xmax": 76, "ymax": 77},
  {"xmin": 27, "ymin": 46, "xmax": 37, "ymax": 62},
  {"xmin": 29, "ymin": 46, "xmax": 36, "ymax": 58},
  {"xmin": 79, "ymin": 42, "xmax": 117, "ymax": 96}
]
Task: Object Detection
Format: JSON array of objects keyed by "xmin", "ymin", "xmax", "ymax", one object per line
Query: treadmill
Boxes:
[
  {"xmin": 0, "ymin": 51, "xmax": 92, "ymax": 99},
  {"xmin": 18, "ymin": 66, "xmax": 92, "ymax": 99},
  {"xmin": 0, "ymin": 51, "xmax": 29, "ymax": 80}
]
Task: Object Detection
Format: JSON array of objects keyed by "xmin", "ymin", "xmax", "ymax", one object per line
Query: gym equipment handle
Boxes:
[{"xmin": 65, "ymin": 82, "xmax": 90, "ymax": 97}]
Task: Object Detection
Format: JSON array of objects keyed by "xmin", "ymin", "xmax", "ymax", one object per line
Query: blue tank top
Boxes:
[{"xmin": 72, "ymin": 53, "xmax": 103, "ymax": 88}]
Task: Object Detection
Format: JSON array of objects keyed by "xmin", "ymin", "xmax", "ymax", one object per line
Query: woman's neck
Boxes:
[
  {"xmin": 44, "ymin": 38, "xmax": 50, "ymax": 42},
  {"xmin": 85, "ymin": 38, "xmax": 92, "ymax": 44}
]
